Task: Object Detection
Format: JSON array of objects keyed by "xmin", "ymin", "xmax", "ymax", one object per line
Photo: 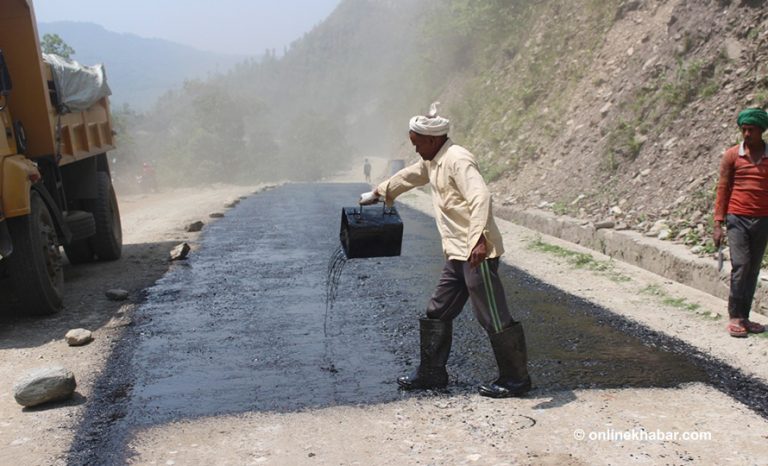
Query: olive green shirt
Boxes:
[{"xmin": 377, "ymin": 140, "xmax": 504, "ymax": 261}]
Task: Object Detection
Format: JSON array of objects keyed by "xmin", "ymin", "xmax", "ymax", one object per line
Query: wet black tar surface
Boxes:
[{"xmin": 68, "ymin": 183, "xmax": 768, "ymax": 465}]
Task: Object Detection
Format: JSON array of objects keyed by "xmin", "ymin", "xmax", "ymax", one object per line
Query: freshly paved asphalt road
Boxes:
[{"xmin": 70, "ymin": 183, "xmax": 753, "ymax": 464}]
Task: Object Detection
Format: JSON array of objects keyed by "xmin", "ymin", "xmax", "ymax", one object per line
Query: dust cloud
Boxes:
[{"xmin": 107, "ymin": 0, "xmax": 452, "ymax": 194}]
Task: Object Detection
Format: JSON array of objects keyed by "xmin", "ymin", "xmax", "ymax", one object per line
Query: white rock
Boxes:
[
  {"xmin": 65, "ymin": 329, "xmax": 93, "ymax": 347},
  {"xmin": 170, "ymin": 243, "xmax": 191, "ymax": 261},
  {"xmin": 658, "ymin": 229, "xmax": 672, "ymax": 241},
  {"xmin": 13, "ymin": 367, "xmax": 76, "ymax": 407}
]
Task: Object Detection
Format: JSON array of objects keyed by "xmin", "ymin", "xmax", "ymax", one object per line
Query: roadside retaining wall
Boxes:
[{"xmin": 495, "ymin": 206, "xmax": 768, "ymax": 316}]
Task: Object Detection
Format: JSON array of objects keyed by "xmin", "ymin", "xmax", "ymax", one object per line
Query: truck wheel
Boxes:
[
  {"xmin": 64, "ymin": 239, "xmax": 94, "ymax": 264},
  {"xmin": 91, "ymin": 172, "xmax": 122, "ymax": 260},
  {"xmin": 63, "ymin": 211, "xmax": 97, "ymax": 264},
  {"xmin": 6, "ymin": 191, "xmax": 64, "ymax": 315}
]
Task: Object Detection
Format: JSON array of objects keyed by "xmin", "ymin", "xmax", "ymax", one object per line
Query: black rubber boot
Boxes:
[
  {"xmin": 479, "ymin": 322, "xmax": 531, "ymax": 398},
  {"xmin": 398, "ymin": 318, "xmax": 452, "ymax": 390}
]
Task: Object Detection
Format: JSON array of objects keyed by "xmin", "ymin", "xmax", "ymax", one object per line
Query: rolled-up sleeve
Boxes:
[
  {"xmin": 451, "ymin": 157, "xmax": 492, "ymax": 252},
  {"xmin": 377, "ymin": 161, "xmax": 429, "ymax": 207}
]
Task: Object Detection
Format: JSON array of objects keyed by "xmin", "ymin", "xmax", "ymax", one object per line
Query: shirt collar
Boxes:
[
  {"xmin": 739, "ymin": 141, "xmax": 768, "ymax": 157},
  {"xmin": 431, "ymin": 139, "xmax": 453, "ymax": 166}
]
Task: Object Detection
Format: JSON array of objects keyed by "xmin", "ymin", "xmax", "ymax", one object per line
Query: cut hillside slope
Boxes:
[{"xmin": 442, "ymin": 0, "xmax": 768, "ymax": 256}]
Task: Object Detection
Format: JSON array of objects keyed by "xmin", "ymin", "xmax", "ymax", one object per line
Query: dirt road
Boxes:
[
  {"xmin": 2, "ymin": 180, "xmax": 768, "ymax": 465},
  {"xmin": 0, "ymin": 184, "xmax": 265, "ymax": 466}
]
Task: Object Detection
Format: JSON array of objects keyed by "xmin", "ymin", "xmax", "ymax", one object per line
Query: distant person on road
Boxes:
[
  {"xmin": 141, "ymin": 162, "xmax": 158, "ymax": 193},
  {"xmin": 363, "ymin": 158, "xmax": 372, "ymax": 183},
  {"xmin": 714, "ymin": 107, "xmax": 768, "ymax": 338},
  {"xmin": 358, "ymin": 102, "xmax": 531, "ymax": 398}
]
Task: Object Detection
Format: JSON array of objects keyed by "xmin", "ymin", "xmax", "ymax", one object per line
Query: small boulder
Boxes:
[
  {"xmin": 170, "ymin": 242, "xmax": 191, "ymax": 261},
  {"xmin": 65, "ymin": 329, "xmax": 93, "ymax": 347},
  {"xmin": 595, "ymin": 220, "xmax": 616, "ymax": 230},
  {"xmin": 209, "ymin": 212, "xmax": 225, "ymax": 218},
  {"xmin": 186, "ymin": 221, "xmax": 204, "ymax": 233},
  {"xmin": 105, "ymin": 289, "xmax": 129, "ymax": 301},
  {"xmin": 14, "ymin": 367, "xmax": 76, "ymax": 407}
]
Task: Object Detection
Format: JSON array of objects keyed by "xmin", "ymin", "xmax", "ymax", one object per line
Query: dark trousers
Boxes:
[
  {"xmin": 425, "ymin": 258, "xmax": 514, "ymax": 334},
  {"xmin": 726, "ymin": 214, "xmax": 768, "ymax": 319}
]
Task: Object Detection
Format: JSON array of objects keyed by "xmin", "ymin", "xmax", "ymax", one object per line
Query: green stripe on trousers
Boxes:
[{"xmin": 480, "ymin": 261, "xmax": 502, "ymax": 333}]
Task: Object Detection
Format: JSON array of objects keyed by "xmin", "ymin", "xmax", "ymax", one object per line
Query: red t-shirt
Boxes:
[{"xmin": 714, "ymin": 142, "xmax": 768, "ymax": 221}]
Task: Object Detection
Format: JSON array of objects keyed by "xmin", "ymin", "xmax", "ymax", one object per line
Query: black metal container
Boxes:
[{"xmin": 340, "ymin": 204, "xmax": 403, "ymax": 258}]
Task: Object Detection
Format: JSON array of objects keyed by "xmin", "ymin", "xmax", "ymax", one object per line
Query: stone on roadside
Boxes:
[
  {"xmin": 170, "ymin": 242, "xmax": 191, "ymax": 261},
  {"xmin": 13, "ymin": 366, "xmax": 76, "ymax": 408},
  {"xmin": 185, "ymin": 221, "xmax": 204, "ymax": 232},
  {"xmin": 595, "ymin": 220, "xmax": 615, "ymax": 230},
  {"xmin": 105, "ymin": 289, "xmax": 129, "ymax": 301},
  {"xmin": 676, "ymin": 228, "xmax": 692, "ymax": 240},
  {"xmin": 615, "ymin": 222, "xmax": 630, "ymax": 231},
  {"xmin": 106, "ymin": 315, "xmax": 132, "ymax": 329},
  {"xmin": 65, "ymin": 329, "xmax": 93, "ymax": 347},
  {"xmin": 647, "ymin": 219, "xmax": 669, "ymax": 237},
  {"xmin": 658, "ymin": 229, "xmax": 671, "ymax": 241},
  {"xmin": 209, "ymin": 212, "xmax": 225, "ymax": 218}
]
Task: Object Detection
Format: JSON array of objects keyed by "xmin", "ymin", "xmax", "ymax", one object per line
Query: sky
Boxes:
[{"xmin": 34, "ymin": 0, "xmax": 342, "ymax": 56}]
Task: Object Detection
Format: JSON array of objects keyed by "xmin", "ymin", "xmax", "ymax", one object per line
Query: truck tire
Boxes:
[
  {"xmin": 63, "ymin": 211, "xmax": 97, "ymax": 264},
  {"xmin": 91, "ymin": 172, "xmax": 122, "ymax": 260},
  {"xmin": 64, "ymin": 239, "xmax": 94, "ymax": 264},
  {"xmin": 5, "ymin": 191, "xmax": 64, "ymax": 315}
]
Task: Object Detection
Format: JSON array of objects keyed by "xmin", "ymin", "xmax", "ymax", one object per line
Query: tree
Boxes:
[{"xmin": 41, "ymin": 33, "xmax": 75, "ymax": 59}]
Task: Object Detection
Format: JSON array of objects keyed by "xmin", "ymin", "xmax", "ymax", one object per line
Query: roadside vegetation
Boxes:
[{"xmin": 528, "ymin": 237, "xmax": 630, "ymax": 283}]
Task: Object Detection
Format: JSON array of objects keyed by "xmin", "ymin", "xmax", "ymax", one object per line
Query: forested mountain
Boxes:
[
  {"xmin": 37, "ymin": 21, "xmax": 245, "ymax": 109},
  {"xmin": 114, "ymin": 0, "xmax": 768, "ymax": 253}
]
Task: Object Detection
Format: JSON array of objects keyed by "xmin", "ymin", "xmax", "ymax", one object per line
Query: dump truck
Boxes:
[{"xmin": 0, "ymin": 0, "xmax": 121, "ymax": 315}]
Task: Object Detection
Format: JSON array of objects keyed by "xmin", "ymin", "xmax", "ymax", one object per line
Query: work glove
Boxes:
[{"xmin": 359, "ymin": 191, "xmax": 380, "ymax": 205}]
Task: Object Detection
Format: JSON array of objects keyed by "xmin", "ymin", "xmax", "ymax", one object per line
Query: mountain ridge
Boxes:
[{"xmin": 38, "ymin": 21, "xmax": 248, "ymax": 109}]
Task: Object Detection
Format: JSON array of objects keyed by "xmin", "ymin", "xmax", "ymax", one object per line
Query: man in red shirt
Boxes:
[{"xmin": 714, "ymin": 107, "xmax": 768, "ymax": 337}]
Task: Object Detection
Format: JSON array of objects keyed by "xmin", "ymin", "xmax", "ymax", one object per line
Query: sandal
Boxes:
[
  {"xmin": 728, "ymin": 322, "xmax": 748, "ymax": 338},
  {"xmin": 744, "ymin": 320, "xmax": 766, "ymax": 334}
]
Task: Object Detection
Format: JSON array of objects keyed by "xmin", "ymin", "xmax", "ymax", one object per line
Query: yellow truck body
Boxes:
[{"xmin": 0, "ymin": 0, "xmax": 122, "ymax": 315}]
